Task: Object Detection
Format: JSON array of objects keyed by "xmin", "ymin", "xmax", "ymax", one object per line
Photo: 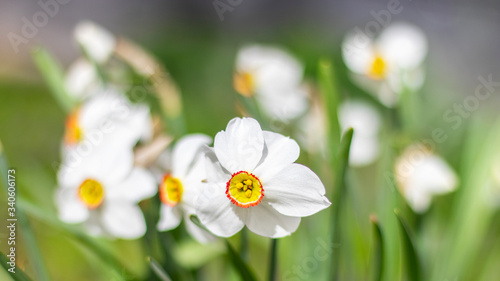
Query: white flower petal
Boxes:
[
  {"xmin": 78, "ymin": 88, "xmax": 152, "ymax": 147},
  {"xmin": 342, "ymin": 30, "xmax": 376, "ymax": 74},
  {"xmin": 203, "ymin": 148, "xmax": 232, "ymax": 184},
  {"xmin": 74, "ymin": 21, "xmax": 116, "ymax": 63},
  {"xmin": 409, "ymin": 155, "xmax": 458, "ymax": 195},
  {"xmin": 404, "ymin": 187, "xmax": 432, "ymax": 213},
  {"xmin": 59, "ymin": 138, "xmax": 134, "ymax": 188},
  {"xmin": 184, "ymin": 213, "xmax": 217, "ymax": 244},
  {"xmin": 349, "ymin": 136, "xmax": 380, "ymax": 167},
  {"xmin": 378, "ymin": 22, "xmax": 427, "ymax": 70},
  {"xmin": 245, "ymin": 203, "xmax": 301, "ymax": 238},
  {"xmin": 83, "ymin": 214, "xmax": 105, "ymax": 236},
  {"xmin": 196, "ymin": 182, "xmax": 245, "ymax": 237},
  {"xmin": 338, "ymin": 100, "xmax": 382, "ymax": 137},
  {"xmin": 55, "ymin": 187, "xmax": 89, "ymax": 223},
  {"xmin": 237, "ymin": 45, "xmax": 303, "ymax": 91},
  {"xmin": 253, "ymin": 131, "xmax": 300, "ymax": 182},
  {"xmin": 263, "ymin": 164, "xmax": 331, "ymax": 217},
  {"xmin": 256, "ymin": 85, "xmax": 308, "ymax": 120},
  {"xmin": 157, "ymin": 204, "xmax": 182, "ymax": 231},
  {"xmin": 107, "ymin": 167, "xmax": 157, "ymax": 203},
  {"xmin": 214, "ymin": 117, "xmax": 264, "ymax": 172},
  {"xmin": 65, "ymin": 59, "xmax": 99, "ymax": 99},
  {"xmin": 172, "ymin": 134, "xmax": 212, "ymax": 178},
  {"xmin": 101, "ymin": 202, "xmax": 146, "ymax": 239}
]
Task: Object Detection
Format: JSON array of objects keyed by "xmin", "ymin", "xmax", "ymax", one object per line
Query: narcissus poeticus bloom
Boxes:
[
  {"xmin": 56, "ymin": 136, "xmax": 156, "ymax": 239},
  {"xmin": 196, "ymin": 117, "xmax": 330, "ymax": 238},
  {"xmin": 156, "ymin": 134, "xmax": 215, "ymax": 243},
  {"xmin": 342, "ymin": 22, "xmax": 428, "ymax": 106}
]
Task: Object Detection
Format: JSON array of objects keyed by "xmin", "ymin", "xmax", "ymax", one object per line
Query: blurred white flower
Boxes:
[
  {"xmin": 156, "ymin": 134, "xmax": 216, "ymax": 243},
  {"xmin": 338, "ymin": 100, "xmax": 382, "ymax": 166},
  {"xmin": 395, "ymin": 144, "xmax": 458, "ymax": 213},
  {"xmin": 56, "ymin": 137, "xmax": 156, "ymax": 239},
  {"xmin": 234, "ymin": 45, "xmax": 308, "ymax": 121},
  {"xmin": 342, "ymin": 22, "xmax": 427, "ymax": 106},
  {"xmin": 64, "ymin": 58, "xmax": 100, "ymax": 99},
  {"xmin": 63, "ymin": 88, "xmax": 152, "ymax": 152},
  {"xmin": 196, "ymin": 117, "xmax": 330, "ymax": 238},
  {"xmin": 74, "ymin": 21, "xmax": 116, "ymax": 64}
]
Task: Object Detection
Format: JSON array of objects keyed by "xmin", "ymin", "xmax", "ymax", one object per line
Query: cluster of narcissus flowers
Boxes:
[
  {"xmin": 55, "ymin": 23, "xmax": 331, "ymax": 240},
  {"xmin": 54, "ymin": 20, "xmax": 455, "ymax": 242}
]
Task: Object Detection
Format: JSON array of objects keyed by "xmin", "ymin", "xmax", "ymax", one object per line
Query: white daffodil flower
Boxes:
[
  {"xmin": 64, "ymin": 58, "xmax": 100, "ymax": 100},
  {"xmin": 395, "ymin": 144, "xmax": 458, "ymax": 213},
  {"xmin": 234, "ymin": 45, "xmax": 308, "ymax": 121},
  {"xmin": 342, "ymin": 22, "xmax": 427, "ymax": 106},
  {"xmin": 196, "ymin": 117, "xmax": 331, "ymax": 238},
  {"xmin": 63, "ymin": 88, "xmax": 152, "ymax": 153},
  {"xmin": 74, "ymin": 21, "xmax": 116, "ymax": 64},
  {"xmin": 156, "ymin": 134, "xmax": 216, "ymax": 243},
  {"xmin": 56, "ymin": 136, "xmax": 157, "ymax": 239},
  {"xmin": 338, "ymin": 100, "xmax": 382, "ymax": 166}
]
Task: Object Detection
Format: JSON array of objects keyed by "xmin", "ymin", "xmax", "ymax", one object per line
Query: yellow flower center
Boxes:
[
  {"xmin": 160, "ymin": 175, "xmax": 183, "ymax": 207},
  {"xmin": 226, "ymin": 171, "xmax": 264, "ymax": 208},
  {"xmin": 78, "ymin": 179, "xmax": 104, "ymax": 209},
  {"xmin": 368, "ymin": 55, "xmax": 387, "ymax": 79},
  {"xmin": 233, "ymin": 71, "xmax": 255, "ymax": 97},
  {"xmin": 64, "ymin": 109, "xmax": 84, "ymax": 145}
]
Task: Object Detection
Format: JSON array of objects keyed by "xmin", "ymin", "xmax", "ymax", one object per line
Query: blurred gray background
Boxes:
[{"xmin": 1, "ymin": 0, "xmax": 500, "ymax": 101}]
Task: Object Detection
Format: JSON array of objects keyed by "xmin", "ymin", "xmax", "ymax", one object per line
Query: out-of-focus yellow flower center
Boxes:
[
  {"xmin": 233, "ymin": 71, "xmax": 255, "ymax": 97},
  {"xmin": 78, "ymin": 179, "xmax": 104, "ymax": 209},
  {"xmin": 160, "ymin": 175, "xmax": 183, "ymax": 207},
  {"xmin": 226, "ymin": 171, "xmax": 263, "ymax": 208},
  {"xmin": 64, "ymin": 109, "xmax": 83, "ymax": 145},
  {"xmin": 368, "ymin": 56, "xmax": 387, "ymax": 79}
]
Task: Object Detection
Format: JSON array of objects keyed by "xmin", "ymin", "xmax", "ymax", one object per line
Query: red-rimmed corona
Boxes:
[{"xmin": 226, "ymin": 171, "xmax": 264, "ymax": 208}]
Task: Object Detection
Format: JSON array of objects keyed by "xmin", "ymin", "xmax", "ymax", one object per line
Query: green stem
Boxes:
[
  {"xmin": 268, "ymin": 239, "xmax": 278, "ymax": 281},
  {"xmin": 240, "ymin": 228, "xmax": 249, "ymax": 262}
]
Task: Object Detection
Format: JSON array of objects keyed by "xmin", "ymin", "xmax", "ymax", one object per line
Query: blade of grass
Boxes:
[
  {"xmin": 268, "ymin": 239, "xmax": 278, "ymax": 281},
  {"xmin": 0, "ymin": 251, "xmax": 32, "ymax": 281},
  {"xmin": 370, "ymin": 215, "xmax": 385, "ymax": 281},
  {"xmin": 329, "ymin": 128, "xmax": 353, "ymax": 281},
  {"xmin": 148, "ymin": 256, "xmax": 172, "ymax": 281},
  {"xmin": 225, "ymin": 241, "xmax": 257, "ymax": 281},
  {"xmin": 0, "ymin": 142, "xmax": 50, "ymax": 281},
  {"xmin": 31, "ymin": 48, "xmax": 76, "ymax": 112},
  {"xmin": 395, "ymin": 210, "xmax": 421, "ymax": 281}
]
